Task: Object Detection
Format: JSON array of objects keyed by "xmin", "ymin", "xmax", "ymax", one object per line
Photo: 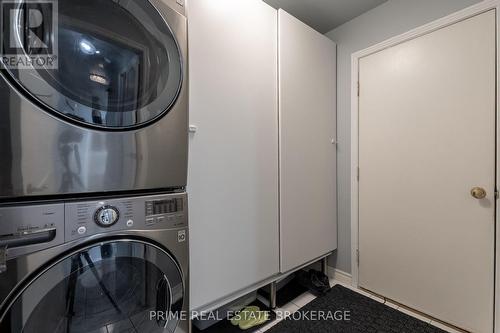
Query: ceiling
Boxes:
[{"xmin": 263, "ymin": 0, "xmax": 388, "ymax": 33}]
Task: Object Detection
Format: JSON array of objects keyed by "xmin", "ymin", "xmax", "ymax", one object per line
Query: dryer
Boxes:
[
  {"xmin": 0, "ymin": 192, "xmax": 189, "ymax": 333},
  {"xmin": 0, "ymin": 0, "xmax": 188, "ymax": 200}
]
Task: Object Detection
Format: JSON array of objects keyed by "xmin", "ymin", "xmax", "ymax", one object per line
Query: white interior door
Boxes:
[
  {"xmin": 358, "ymin": 11, "xmax": 496, "ymax": 333},
  {"xmin": 278, "ymin": 10, "xmax": 337, "ymax": 273}
]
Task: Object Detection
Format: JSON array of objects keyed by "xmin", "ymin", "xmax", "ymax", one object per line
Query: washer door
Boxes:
[
  {"xmin": 0, "ymin": 240, "xmax": 184, "ymax": 333},
  {"xmin": 2, "ymin": 0, "xmax": 183, "ymax": 129}
]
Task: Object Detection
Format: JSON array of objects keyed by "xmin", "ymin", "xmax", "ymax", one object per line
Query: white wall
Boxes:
[{"xmin": 325, "ymin": 0, "xmax": 482, "ymax": 274}]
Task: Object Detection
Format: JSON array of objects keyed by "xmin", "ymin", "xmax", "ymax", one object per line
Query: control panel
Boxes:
[
  {"xmin": 65, "ymin": 193, "xmax": 188, "ymax": 242},
  {"xmin": 0, "ymin": 193, "xmax": 187, "ymax": 260},
  {"xmin": 145, "ymin": 197, "xmax": 184, "ymax": 227}
]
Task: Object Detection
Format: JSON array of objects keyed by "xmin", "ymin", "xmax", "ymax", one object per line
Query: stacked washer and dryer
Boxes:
[{"xmin": 0, "ymin": 0, "xmax": 189, "ymax": 332}]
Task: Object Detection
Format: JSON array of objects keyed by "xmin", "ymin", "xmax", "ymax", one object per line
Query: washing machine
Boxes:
[
  {"xmin": 0, "ymin": 192, "xmax": 189, "ymax": 333},
  {"xmin": 0, "ymin": 0, "xmax": 188, "ymax": 200}
]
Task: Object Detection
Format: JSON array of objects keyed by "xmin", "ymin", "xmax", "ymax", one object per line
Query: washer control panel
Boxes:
[{"xmin": 65, "ymin": 193, "xmax": 187, "ymax": 241}]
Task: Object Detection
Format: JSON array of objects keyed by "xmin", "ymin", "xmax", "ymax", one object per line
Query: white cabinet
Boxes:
[
  {"xmin": 187, "ymin": 0, "xmax": 279, "ymax": 310},
  {"xmin": 278, "ymin": 9, "xmax": 337, "ymax": 273}
]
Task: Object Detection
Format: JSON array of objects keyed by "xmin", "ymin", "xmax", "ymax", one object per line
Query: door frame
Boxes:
[{"xmin": 350, "ymin": 0, "xmax": 500, "ymax": 331}]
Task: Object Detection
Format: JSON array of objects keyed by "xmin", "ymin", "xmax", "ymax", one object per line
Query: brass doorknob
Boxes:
[{"xmin": 471, "ymin": 187, "xmax": 487, "ymax": 199}]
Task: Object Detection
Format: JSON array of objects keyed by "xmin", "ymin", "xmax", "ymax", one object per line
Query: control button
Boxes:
[
  {"xmin": 146, "ymin": 218, "xmax": 155, "ymax": 226},
  {"xmin": 77, "ymin": 226, "xmax": 87, "ymax": 235},
  {"xmin": 157, "ymin": 216, "xmax": 165, "ymax": 224},
  {"xmin": 94, "ymin": 205, "xmax": 120, "ymax": 227},
  {"xmin": 126, "ymin": 220, "xmax": 134, "ymax": 227}
]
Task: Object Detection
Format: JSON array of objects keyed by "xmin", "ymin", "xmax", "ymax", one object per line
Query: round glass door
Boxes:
[
  {"xmin": 2, "ymin": 0, "xmax": 183, "ymax": 129},
  {"xmin": 0, "ymin": 240, "xmax": 184, "ymax": 333}
]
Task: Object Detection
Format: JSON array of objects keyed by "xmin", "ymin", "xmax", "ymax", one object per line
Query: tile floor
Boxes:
[{"xmin": 255, "ymin": 279, "xmax": 463, "ymax": 333}]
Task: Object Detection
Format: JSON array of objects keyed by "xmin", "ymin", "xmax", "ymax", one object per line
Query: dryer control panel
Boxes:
[{"xmin": 65, "ymin": 192, "xmax": 188, "ymax": 242}]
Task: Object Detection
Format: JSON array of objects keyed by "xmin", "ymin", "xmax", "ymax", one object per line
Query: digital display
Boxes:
[{"xmin": 146, "ymin": 198, "xmax": 183, "ymax": 216}]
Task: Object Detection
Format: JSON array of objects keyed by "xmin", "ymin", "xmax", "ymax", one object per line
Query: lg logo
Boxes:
[{"xmin": 1, "ymin": 0, "xmax": 58, "ymax": 68}]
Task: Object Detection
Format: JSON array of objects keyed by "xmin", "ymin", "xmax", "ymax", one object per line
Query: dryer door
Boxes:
[
  {"xmin": 0, "ymin": 240, "xmax": 185, "ymax": 333},
  {"xmin": 1, "ymin": 0, "xmax": 183, "ymax": 129}
]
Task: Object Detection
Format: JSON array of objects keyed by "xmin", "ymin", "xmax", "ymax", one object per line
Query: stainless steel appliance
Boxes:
[
  {"xmin": 0, "ymin": 192, "xmax": 189, "ymax": 333},
  {"xmin": 0, "ymin": 0, "xmax": 188, "ymax": 200}
]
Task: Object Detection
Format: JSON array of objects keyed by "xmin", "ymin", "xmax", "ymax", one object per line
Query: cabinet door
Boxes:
[
  {"xmin": 188, "ymin": 0, "xmax": 279, "ymax": 310},
  {"xmin": 278, "ymin": 9, "xmax": 337, "ymax": 273}
]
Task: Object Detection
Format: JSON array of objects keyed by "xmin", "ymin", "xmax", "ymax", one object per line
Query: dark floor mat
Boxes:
[
  {"xmin": 192, "ymin": 300, "xmax": 276, "ymax": 333},
  {"xmin": 266, "ymin": 285, "xmax": 448, "ymax": 333}
]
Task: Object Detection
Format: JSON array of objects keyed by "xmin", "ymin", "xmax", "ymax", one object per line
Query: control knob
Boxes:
[{"xmin": 94, "ymin": 205, "xmax": 120, "ymax": 227}]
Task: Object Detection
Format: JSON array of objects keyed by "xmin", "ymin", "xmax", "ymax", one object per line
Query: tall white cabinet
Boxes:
[
  {"xmin": 188, "ymin": 2, "xmax": 337, "ymax": 311},
  {"xmin": 187, "ymin": 0, "xmax": 279, "ymax": 311},
  {"xmin": 278, "ymin": 10, "xmax": 337, "ymax": 273}
]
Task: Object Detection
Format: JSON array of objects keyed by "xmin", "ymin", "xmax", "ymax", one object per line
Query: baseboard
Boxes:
[{"xmin": 327, "ymin": 267, "xmax": 352, "ymax": 285}]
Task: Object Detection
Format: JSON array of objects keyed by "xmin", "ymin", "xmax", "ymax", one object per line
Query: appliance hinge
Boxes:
[
  {"xmin": 356, "ymin": 249, "xmax": 360, "ymax": 266},
  {"xmin": 495, "ymin": 188, "xmax": 499, "ymax": 200},
  {"xmin": 357, "ymin": 82, "xmax": 360, "ymax": 97},
  {"xmin": 357, "ymin": 167, "xmax": 360, "ymax": 181}
]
